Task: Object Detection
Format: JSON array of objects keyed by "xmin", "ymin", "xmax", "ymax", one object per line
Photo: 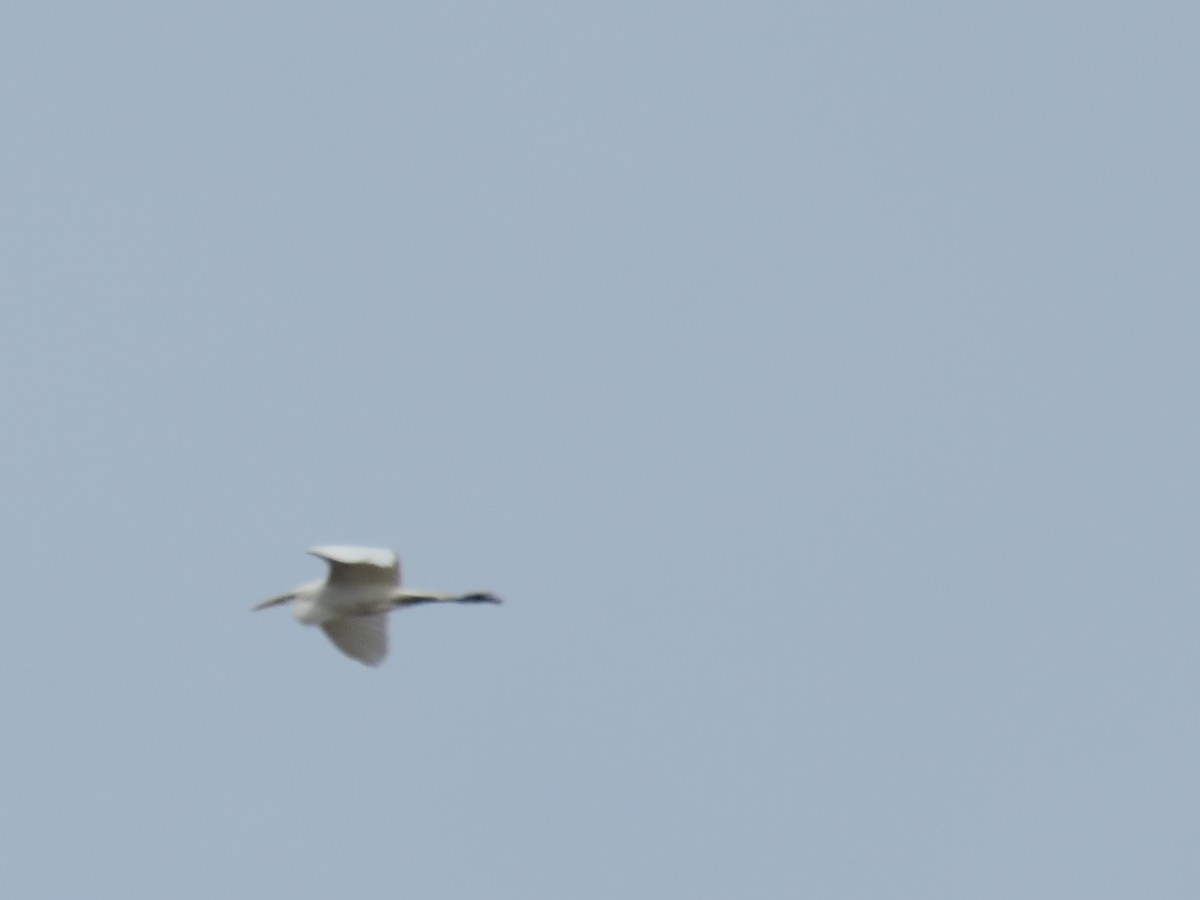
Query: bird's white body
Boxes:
[
  {"xmin": 290, "ymin": 581, "xmax": 396, "ymax": 623},
  {"xmin": 255, "ymin": 545, "xmax": 500, "ymax": 666}
]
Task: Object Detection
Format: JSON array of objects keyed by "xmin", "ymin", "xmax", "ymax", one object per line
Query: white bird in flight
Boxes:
[{"xmin": 254, "ymin": 545, "xmax": 500, "ymax": 666}]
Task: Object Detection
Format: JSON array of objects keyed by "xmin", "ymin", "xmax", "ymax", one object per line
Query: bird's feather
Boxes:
[
  {"xmin": 320, "ymin": 614, "xmax": 389, "ymax": 666},
  {"xmin": 308, "ymin": 545, "xmax": 401, "ymax": 587}
]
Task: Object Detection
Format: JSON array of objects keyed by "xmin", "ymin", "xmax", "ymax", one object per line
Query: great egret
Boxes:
[{"xmin": 254, "ymin": 545, "xmax": 500, "ymax": 666}]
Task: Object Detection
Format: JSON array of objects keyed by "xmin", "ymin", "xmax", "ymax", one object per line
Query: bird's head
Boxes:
[{"xmin": 253, "ymin": 592, "xmax": 296, "ymax": 611}]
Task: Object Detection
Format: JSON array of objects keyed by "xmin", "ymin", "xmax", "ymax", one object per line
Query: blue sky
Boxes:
[{"xmin": 1, "ymin": 3, "xmax": 1198, "ymax": 897}]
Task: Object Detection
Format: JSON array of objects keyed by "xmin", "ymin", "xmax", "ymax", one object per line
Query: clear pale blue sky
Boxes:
[{"xmin": 1, "ymin": 3, "xmax": 1197, "ymax": 897}]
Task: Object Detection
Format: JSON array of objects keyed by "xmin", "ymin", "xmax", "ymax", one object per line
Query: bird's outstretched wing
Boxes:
[
  {"xmin": 308, "ymin": 545, "xmax": 400, "ymax": 586},
  {"xmin": 321, "ymin": 614, "xmax": 389, "ymax": 666}
]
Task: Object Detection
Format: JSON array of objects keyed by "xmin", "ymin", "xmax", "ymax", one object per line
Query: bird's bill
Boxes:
[{"xmin": 253, "ymin": 592, "xmax": 295, "ymax": 611}]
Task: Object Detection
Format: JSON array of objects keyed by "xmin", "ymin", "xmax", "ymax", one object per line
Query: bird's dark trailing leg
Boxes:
[
  {"xmin": 394, "ymin": 591, "xmax": 502, "ymax": 607},
  {"xmin": 458, "ymin": 592, "xmax": 502, "ymax": 604}
]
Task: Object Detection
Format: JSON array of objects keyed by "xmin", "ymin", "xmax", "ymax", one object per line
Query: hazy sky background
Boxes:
[{"xmin": 1, "ymin": 3, "xmax": 1197, "ymax": 897}]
